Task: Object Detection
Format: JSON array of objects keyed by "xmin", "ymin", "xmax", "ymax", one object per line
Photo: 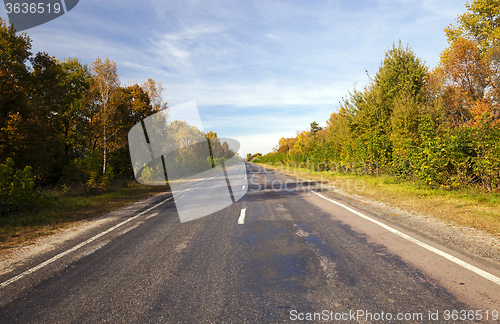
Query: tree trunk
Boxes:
[{"xmin": 103, "ymin": 103, "xmax": 107, "ymax": 174}]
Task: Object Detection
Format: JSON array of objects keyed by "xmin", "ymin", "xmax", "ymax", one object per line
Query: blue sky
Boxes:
[{"xmin": 1, "ymin": 0, "xmax": 466, "ymax": 156}]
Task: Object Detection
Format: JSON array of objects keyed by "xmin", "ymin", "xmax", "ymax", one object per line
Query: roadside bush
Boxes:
[
  {"xmin": 60, "ymin": 150, "xmax": 115, "ymax": 189},
  {"xmin": 0, "ymin": 158, "xmax": 44, "ymax": 216},
  {"xmin": 471, "ymin": 117, "xmax": 500, "ymax": 192}
]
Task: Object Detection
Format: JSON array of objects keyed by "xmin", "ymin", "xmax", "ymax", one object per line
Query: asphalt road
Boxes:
[{"xmin": 0, "ymin": 163, "xmax": 499, "ymax": 323}]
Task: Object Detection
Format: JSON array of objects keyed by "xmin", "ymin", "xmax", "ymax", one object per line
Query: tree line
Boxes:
[
  {"xmin": 0, "ymin": 18, "xmax": 166, "ymax": 214},
  {"xmin": 255, "ymin": 0, "xmax": 500, "ymax": 192}
]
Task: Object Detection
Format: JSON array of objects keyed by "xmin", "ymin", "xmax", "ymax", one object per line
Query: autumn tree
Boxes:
[
  {"xmin": 277, "ymin": 137, "xmax": 296, "ymax": 154},
  {"xmin": 107, "ymin": 84, "xmax": 154, "ymax": 177},
  {"xmin": 484, "ymin": 43, "xmax": 500, "ymax": 119},
  {"xmin": 440, "ymin": 0, "xmax": 500, "ymax": 124},
  {"xmin": 439, "ymin": 37, "xmax": 489, "ymax": 126},
  {"xmin": 445, "ymin": 0, "xmax": 500, "ymax": 54},
  {"xmin": 141, "ymin": 78, "xmax": 168, "ymax": 112},
  {"xmin": 0, "ymin": 17, "xmax": 180, "ymax": 206}
]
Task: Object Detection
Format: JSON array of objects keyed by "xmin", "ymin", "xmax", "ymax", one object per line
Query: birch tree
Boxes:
[{"xmin": 90, "ymin": 57, "xmax": 119, "ymax": 175}]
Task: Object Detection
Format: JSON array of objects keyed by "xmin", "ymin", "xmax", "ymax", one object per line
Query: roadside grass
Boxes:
[
  {"xmin": 0, "ymin": 181, "xmax": 168, "ymax": 253},
  {"xmin": 257, "ymin": 163, "xmax": 500, "ymax": 237}
]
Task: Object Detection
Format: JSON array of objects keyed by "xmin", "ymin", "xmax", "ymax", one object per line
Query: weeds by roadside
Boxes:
[{"xmin": 0, "ymin": 180, "xmax": 168, "ymax": 253}]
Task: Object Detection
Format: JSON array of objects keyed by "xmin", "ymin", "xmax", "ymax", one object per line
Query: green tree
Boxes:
[
  {"xmin": 340, "ymin": 41, "xmax": 427, "ymax": 170},
  {"xmin": 0, "ymin": 158, "xmax": 39, "ymax": 215},
  {"xmin": 0, "ymin": 18, "xmax": 31, "ymax": 164},
  {"xmin": 27, "ymin": 52, "xmax": 67, "ymax": 183},
  {"xmin": 342, "ymin": 42, "xmax": 427, "ymax": 137},
  {"xmin": 59, "ymin": 58, "xmax": 92, "ymax": 159},
  {"xmin": 310, "ymin": 121, "xmax": 322, "ymax": 135}
]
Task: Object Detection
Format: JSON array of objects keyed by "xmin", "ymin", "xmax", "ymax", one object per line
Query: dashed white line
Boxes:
[
  {"xmin": 238, "ymin": 208, "xmax": 247, "ymax": 224},
  {"xmin": 145, "ymin": 212, "xmax": 159, "ymax": 220},
  {"xmin": 117, "ymin": 222, "xmax": 143, "ymax": 236},
  {"xmin": 0, "ymin": 195, "xmax": 174, "ymax": 288},
  {"xmin": 82, "ymin": 241, "xmax": 109, "ymax": 257},
  {"xmin": 312, "ymin": 191, "xmax": 500, "ymax": 286}
]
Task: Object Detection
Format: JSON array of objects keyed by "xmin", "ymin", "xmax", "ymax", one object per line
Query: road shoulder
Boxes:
[
  {"xmin": 261, "ymin": 165, "xmax": 500, "ymax": 268},
  {"xmin": 0, "ymin": 191, "xmax": 170, "ymax": 277}
]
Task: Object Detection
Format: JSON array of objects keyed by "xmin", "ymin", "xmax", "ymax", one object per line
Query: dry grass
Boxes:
[
  {"xmin": 0, "ymin": 181, "xmax": 168, "ymax": 253},
  {"xmin": 258, "ymin": 163, "xmax": 500, "ymax": 236}
]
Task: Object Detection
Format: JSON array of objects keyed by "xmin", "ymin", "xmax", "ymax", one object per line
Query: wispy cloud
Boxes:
[
  {"xmin": 151, "ymin": 25, "xmax": 227, "ymax": 72},
  {"xmin": 0, "ymin": 0, "xmax": 467, "ymax": 156}
]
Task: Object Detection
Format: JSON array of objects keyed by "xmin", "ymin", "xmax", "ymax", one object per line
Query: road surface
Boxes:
[{"xmin": 0, "ymin": 163, "xmax": 499, "ymax": 323}]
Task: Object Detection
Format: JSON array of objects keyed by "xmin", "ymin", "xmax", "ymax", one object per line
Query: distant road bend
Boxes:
[{"xmin": 0, "ymin": 163, "xmax": 499, "ymax": 323}]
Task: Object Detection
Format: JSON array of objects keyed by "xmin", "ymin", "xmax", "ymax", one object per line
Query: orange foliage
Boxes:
[
  {"xmin": 439, "ymin": 37, "xmax": 490, "ymax": 127},
  {"xmin": 277, "ymin": 136, "xmax": 297, "ymax": 154},
  {"xmin": 469, "ymin": 99, "xmax": 500, "ymax": 127}
]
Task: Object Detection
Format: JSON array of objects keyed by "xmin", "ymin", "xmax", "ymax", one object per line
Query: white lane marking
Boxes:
[
  {"xmin": 0, "ymin": 195, "xmax": 174, "ymax": 288},
  {"xmin": 238, "ymin": 208, "xmax": 247, "ymax": 224},
  {"xmin": 145, "ymin": 212, "xmax": 159, "ymax": 220},
  {"xmin": 312, "ymin": 191, "xmax": 500, "ymax": 286},
  {"xmin": 117, "ymin": 222, "xmax": 143, "ymax": 236},
  {"xmin": 242, "ymin": 185, "xmax": 245, "ymax": 190},
  {"xmin": 82, "ymin": 241, "xmax": 109, "ymax": 257}
]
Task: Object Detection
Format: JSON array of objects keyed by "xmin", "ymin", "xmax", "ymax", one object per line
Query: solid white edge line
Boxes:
[
  {"xmin": 312, "ymin": 191, "xmax": 500, "ymax": 286},
  {"xmin": 0, "ymin": 195, "xmax": 174, "ymax": 288},
  {"xmin": 238, "ymin": 208, "xmax": 247, "ymax": 225}
]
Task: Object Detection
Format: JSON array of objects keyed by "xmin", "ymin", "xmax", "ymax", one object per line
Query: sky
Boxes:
[{"xmin": 0, "ymin": 0, "xmax": 467, "ymax": 157}]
